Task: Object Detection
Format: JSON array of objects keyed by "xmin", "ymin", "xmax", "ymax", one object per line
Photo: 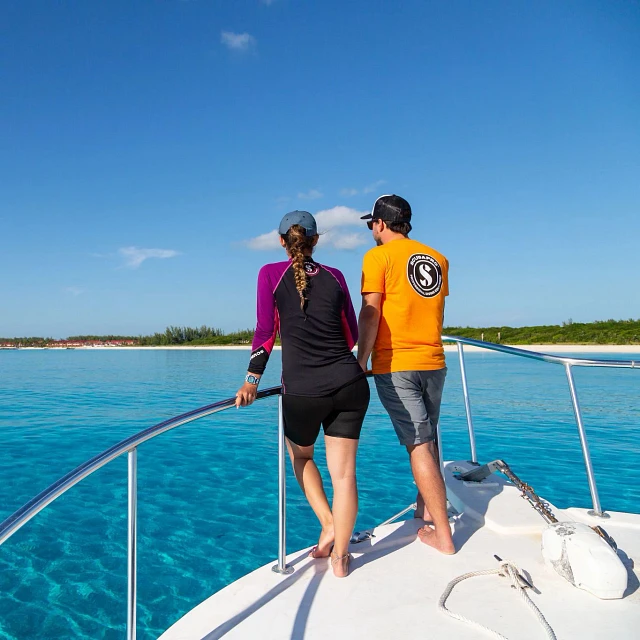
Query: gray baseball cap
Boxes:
[{"xmin": 278, "ymin": 210, "xmax": 318, "ymax": 236}]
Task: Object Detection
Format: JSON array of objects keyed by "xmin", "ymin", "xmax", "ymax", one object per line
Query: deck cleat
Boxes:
[{"xmin": 350, "ymin": 530, "xmax": 375, "ymax": 544}]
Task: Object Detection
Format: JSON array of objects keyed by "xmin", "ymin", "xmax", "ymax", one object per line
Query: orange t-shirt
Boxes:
[{"xmin": 361, "ymin": 238, "xmax": 449, "ymax": 374}]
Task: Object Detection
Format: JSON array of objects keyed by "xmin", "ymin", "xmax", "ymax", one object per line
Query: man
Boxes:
[{"xmin": 357, "ymin": 194, "xmax": 455, "ymax": 554}]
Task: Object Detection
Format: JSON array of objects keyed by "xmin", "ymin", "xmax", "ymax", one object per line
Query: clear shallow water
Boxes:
[{"xmin": 0, "ymin": 349, "xmax": 638, "ymax": 639}]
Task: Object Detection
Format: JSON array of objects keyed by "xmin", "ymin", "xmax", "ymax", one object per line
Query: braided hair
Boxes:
[{"xmin": 282, "ymin": 224, "xmax": 316, "ymax": 311}]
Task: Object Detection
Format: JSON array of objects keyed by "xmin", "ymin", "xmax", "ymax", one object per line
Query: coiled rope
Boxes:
[{"xmin": 438, "ymin": 560, "xmax": 557, "ymax": 640}]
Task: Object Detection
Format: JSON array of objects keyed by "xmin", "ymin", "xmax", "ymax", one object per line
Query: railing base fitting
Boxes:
[{"xmin": 272, "ymin": 564, "xmax": 294, "ymax": 575}]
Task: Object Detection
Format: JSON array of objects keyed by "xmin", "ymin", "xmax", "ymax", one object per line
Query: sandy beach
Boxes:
[{"xmin": 18, "ymin": 344, "xmax": 640, "ymax": 353}]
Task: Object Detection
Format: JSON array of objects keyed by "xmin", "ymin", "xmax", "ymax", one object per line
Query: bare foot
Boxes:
[
  {"xmin": 417, "ymin": 525, "xmax": 456, "ymax": 555},
  {"xmin": 331, "ymin": 552, "xmax": 351, "ymax": 578},
  {"xmin": 413, "ymin": 506, "xmax": 433, "ymax": 522},
  {"xmin": 309, "ymin": 526, "xmax": 334, "ymax": 558},
  {"xmin": 413, "ymin": 493, "xmax": 432, "ymax": 522}
]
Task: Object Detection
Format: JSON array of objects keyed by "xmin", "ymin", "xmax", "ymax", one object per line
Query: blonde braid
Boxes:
[{"xmin": 283, "ymin": 225, "xmax": 314, "ymax": 311}]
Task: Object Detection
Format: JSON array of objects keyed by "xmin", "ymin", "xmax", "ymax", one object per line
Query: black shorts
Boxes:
[{"xmin": 282, "ymin": 376, "xmax": 370, "ymax": 447}]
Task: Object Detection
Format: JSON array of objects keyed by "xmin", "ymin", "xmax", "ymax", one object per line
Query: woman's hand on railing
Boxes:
[{"xmin": 235, "ymin": 382, "xmax": 258, "ymax": 408}]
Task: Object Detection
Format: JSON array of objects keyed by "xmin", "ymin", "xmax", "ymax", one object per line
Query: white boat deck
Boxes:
[{"xmin": 160, "ymin": 462, "xmax": 640, "ymax": 639}]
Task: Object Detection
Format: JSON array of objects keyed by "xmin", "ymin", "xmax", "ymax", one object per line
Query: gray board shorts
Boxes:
[{"xmin": 374, "ymin": 368, "xmax": 447, "ymax": 446}]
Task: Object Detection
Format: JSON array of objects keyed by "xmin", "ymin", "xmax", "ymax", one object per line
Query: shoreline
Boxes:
[{"xmin": 7, "ymin": 344, "xmax": 640, "ymax": 353}]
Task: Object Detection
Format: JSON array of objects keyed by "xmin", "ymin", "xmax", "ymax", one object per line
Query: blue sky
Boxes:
[{"xmin": 1, "ymin": 0, "xmax": 639, "ymax": 337}]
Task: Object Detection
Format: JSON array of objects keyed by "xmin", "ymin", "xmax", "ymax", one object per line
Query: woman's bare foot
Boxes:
[
  {"xmin": 309, "ymin": 526, "xmax": 334, "ymax": 558},
  {"xmin": 331, "ymin": 551, "xmax": 351, "ymax": 577},
  {"xmin": 417, "ymin": 525, "xmax": 456, "ymax": 555}
]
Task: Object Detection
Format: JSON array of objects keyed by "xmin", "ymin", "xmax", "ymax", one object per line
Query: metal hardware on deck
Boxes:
[
  {"xmin": 462, "ymin": 459, "xmax": 620, "ymax": 550},
  {"xmin": 350, "ymin": 531, "xmax": 376, "ymax": 544},
  {"xmin": 564, "ymin": 364, "xmax": 608, "ymax": 518},
  {"xmin": 127, "ymin": 448, "xmax": 138, "ymax": 640},
  {"xmin": 498, "ymin": 460, "xmax": 558, "ymax": 525},
  {"xmin": 460, "ymin": 459, "xmax": 558, "ymax": 524},
  {"xmin": 457, "ymin": 460, "xmax": 502, "ymax": 484},
  {"xmin": 494, "ymin": 555, "xmax": 535, "ymax": 590},
  {"xmin": 272, "ymin": 395, "xmax": 293, "ymax": 575},
  {"xmin": 591, "ymin": 525, "xmax": 617, "ymax": 550},
  {"xmin": 439, "ymin": 559, "xmax": 556, "ymax": 639},
  {"xmin": 456, "ymin": 342, "xmax": 477, "ymax": 464}
]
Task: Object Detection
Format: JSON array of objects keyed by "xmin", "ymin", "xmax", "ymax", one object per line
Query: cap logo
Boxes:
[{"xmin": 407, "ymin": 253, "xmax": 442, "ymax": 298}]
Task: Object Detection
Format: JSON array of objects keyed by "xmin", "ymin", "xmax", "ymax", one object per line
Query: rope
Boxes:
[{"xmin": 438, "ymin": 561, "xmax": 557, "ymax": 640}]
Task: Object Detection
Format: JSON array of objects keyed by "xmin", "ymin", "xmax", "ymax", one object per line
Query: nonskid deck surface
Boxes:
[{"xmin": 160, "ymin": 462, "xmax": 640, "ymax": 640}]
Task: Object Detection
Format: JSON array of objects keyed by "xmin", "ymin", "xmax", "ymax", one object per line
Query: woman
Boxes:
[{"xmin": 236, "ymin": 210, "xmax": 369, "ymax": 577}]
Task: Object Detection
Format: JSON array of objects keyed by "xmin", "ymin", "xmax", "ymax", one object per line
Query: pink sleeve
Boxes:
[{"xmin": 248, "ymin": 265, "xmax": 281, "ymax": 374}]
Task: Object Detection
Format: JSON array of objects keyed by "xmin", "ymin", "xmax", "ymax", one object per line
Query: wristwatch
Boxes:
[{"xmin": 245, "ymin": 374, "xmax": 260, "ymax": 386}]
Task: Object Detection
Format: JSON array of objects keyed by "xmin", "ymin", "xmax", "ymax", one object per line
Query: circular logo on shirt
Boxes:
[
  {"xmin": 407, "ymin": 253, "xmax": 443, "ymax": 298},
  {"xmin": 304, "ymin": 261, "xmax": 320, "ymax": 276}
]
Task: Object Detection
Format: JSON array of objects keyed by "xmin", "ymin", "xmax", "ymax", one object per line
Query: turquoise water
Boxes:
[{"xmin": 0, "ymin": 349, "xmax": 638, "ymax": 639}]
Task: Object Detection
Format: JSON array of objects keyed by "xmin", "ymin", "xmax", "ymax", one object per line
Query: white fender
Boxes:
[{"xmin": 541, "ymin": 521, "xmax": 628, "ymax": 599}]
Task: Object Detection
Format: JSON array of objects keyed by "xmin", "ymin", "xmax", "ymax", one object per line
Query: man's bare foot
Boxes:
[
  {"xmin": 413, "ymin": 493, "xmax": 432, "ymax": 522},
  {"xmin": 417, "ymin": 525, "xmax": 455, "ymax": 555},
  {"xmin": 413, "ymin": 506, "xmax": 433, "ymax": 521},
  {"xmin": 331, "ymin": 551, "xmax": 351, "ymax": 578},
  {"xmin": 309, "ymin": 526, "xmax": 334, "ymax": 558}
]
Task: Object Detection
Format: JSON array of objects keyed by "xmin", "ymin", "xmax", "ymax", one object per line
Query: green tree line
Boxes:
[
  {"xmin": 443, "ymin": 318, "xmax": 640, "ymax": 345},
  {"xmin": 3, "ymin": 319, "xmax": 640, "ymax": 347},
  {"xmin": 137, "ymin": 325, "xmax": 254, "ymax": 346}
]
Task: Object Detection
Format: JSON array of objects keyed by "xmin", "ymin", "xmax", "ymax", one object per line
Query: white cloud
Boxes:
[
  {"xmin": 297, "ymin": 189, "xmax": 323, "ymax": 200},
  {"xmin": 363, "ymin": 179, "xmax": 386, "ymax": 194},
  {"xmin": 245, "ymin": 230, "xmax": 281, "ymax": 251},
  {"xmin": 339, "ymin": 180, "xmax": 386, "ymax": 197},
  {"xmin": 314, "ymin": 205, "xmax": 365, "ymax": 228},
  {"xmin": 65, "ymin": 287, "xmax": 85, "ymax": 296},
  {"xmin": 321, "ymin": 231, "xmax": 367, "ymax": 250},
  {"xmin": 316, "ymin": 206, "xmax": 368, "ymax": 249},
  {"xmin": 244, "ymin": 205, "xmax": 368, "ymax": 251},
  {"xmin": 221, "ymin": 31, "xmax": 256, "ymax": 51},
  {"xmin": 260, "ymin": 0, "xmax": 276, "ymax": 5},
  {"xmin": 119, "ymin": 247, "xmax": 180, "ymax": 269}
]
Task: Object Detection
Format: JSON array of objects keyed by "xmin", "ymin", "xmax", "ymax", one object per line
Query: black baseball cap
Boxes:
[{"xmin": 360, "ymin": 194, "xmax": 412, "ymax": 223}]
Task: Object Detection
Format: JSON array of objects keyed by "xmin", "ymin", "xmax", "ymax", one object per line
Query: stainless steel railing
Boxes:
[
  {"xmin": 0, "ymin": 385, "xmax": 283, "ymax": 640},
  {"xmin": 0, "ymin": 337, "xmax": 638, "ymax": 638},
  {"xmin": 442, "ymin": 335, "xmax": 639, "ymax": 518}
]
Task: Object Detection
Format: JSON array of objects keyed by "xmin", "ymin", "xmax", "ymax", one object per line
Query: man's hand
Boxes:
[{"xmin": 235, "ymin": 382, "xmax": 258, "ymax": 407}]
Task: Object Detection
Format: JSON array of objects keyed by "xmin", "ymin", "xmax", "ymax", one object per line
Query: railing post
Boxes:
[
  {"xmin": 457, "ymin": 342, "xmax": 478, "ymax": 463},
  {"xmin": 436, "ymin": 419, "xmax": 444, "ymax": 477},
  {"xmin": 564, "ymin": 364, "xmax": 608, "ymax": 518},
  {"xmin": 272, "ymin": 395, "xmax": 293, "ymax": 575},
  {"xmin": 127, "ymin": 448, "xmax": 138, "ymax": 640}
]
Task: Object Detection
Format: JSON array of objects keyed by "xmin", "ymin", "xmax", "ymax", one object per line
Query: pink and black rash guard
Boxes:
[{"xmin": 247, "ymin": 257, "xmax": 363, "ymax": 397}]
